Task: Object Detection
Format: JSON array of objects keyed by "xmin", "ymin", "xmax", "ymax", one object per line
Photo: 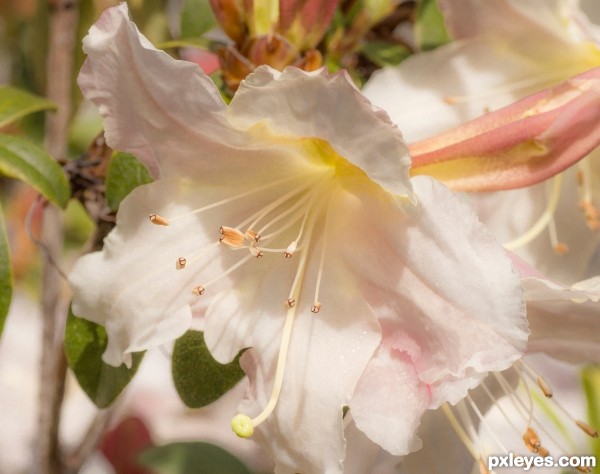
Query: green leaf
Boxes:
[
  {"xmin": 0, "ymin": 206, "xmax": 12, "ymax": 340},
  {"xmin": 0, "ymin": 86, "xmax": 56, "ymax": 129},
  {"xmin": 64, "ymin": 308, "xmax": 144, "ymax": 408},
  {"xmin": 415, "ymin": 0, "xmax": 451, "ymax": 52},
  {"xmin": 105, "ymin": 152, "xmax": 153, "ymax": 212},
  {"xmin": 0, "ymin": 134, "xmax": 70, "ymax": 207},
  {"xmin": 139, "ymin": 442, "xmax": 254, "ymax": 474},
  {"xmin": 172, "ymin": 330, "xmax": 245, "ymax": 408},
  {"xmin": 361, "ymin": 41, "xmax": 411, "ymax": 67},
  {"xmin": 180, "ymin": 0, "xmax": 217, "ymax": 39}
]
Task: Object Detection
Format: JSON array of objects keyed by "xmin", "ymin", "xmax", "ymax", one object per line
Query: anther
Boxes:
[
  {"xmin": 192, "ymin": 286, "xmax": 205, "ymax": 296},
  {"xmin": 576, "ymin": 420, "xmax": 598, "ymax": 438},
  {"xmin": 311, "ymin": 303, "xmax": 321, "ymax": 313},
  {"xmin": 249, "ymin": 246, "xmax": 264, "ymax": 258},
  {"xmin": 523, "ymin": 427, "xmax": 541, "ymax": 452},
  {"xmin": 537, "ymin": 446, "xmax": 550, "ymax": 457},
  {"xmin": 245, "ymin": 230, "xmax": 261, "ymax": 242},
  {"xmin": 286, "ymin": 298, "xmax": 295, "ymax": 308},
  {"xmin": 149, "ymin": 213, "xmax": 169, "ymax": 226},
  {"xmin": 176, "ymin": 257, "xmax": 187, "ymax": 270},
  {"xmin": 536, "ymin": 376, "xmax": 553, "ymax": 398},
  {"xmin": 284, "ymin": 241, "xmax": 297, "ymax": 259},
  {"xmin": 576, "ymin": 467, "xmax": 592, "ymax": 473},
  {"xmin": 554, "ymin": 243, "xmax": 569, "ymax": 255},
  {"xmin": 220, "ymin": 226, "xmax": 245, "ymax": 247}
]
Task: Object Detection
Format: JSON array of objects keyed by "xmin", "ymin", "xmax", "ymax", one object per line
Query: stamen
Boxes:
[
  {"xmin": 284, "ymin": 241, "xmax": 297, "ymax": 258},
  {"xmin": 311, "ymin": 303, "xmax": 321, "ymax": 313},
  {"xmin": 149, "ymin": 213, "xmax": 169, "ymax": 226},
  {"xmin": 576, "ymin": 467, "xmax": 592, "ymax": 473},
  {"xmin": 536, "ymin": 376, "xmax": 553, "ymax": 398},
  {"xmin": 466, "ymin": 394, "xmax": 509, "ymax": 454},
  {"xmin": 231, "ymin": 195, "xmax": 328, "ymax": 438},
  {"xmin": 176, "ymin": 257, "xmax": 187, "ymax": 270},
  {"xmin": 192, "ymin": 286, "xmax": 205, "ymax": 296},
  {"xmin": 249, "ymin": 246, "xmax": 264, "ymax": 258},
  {"xmin": 517, "ymin": 361, "xmax": 553, "ymax": 398},
  {"xmin": 441, "ymin": 403, "xmax": 481, "ymax": 460},
  {"xmin": 167, "ymin": 173, "xmax": 307, "ymax": 223},
  {"xmin": 197, "ymin": 253, "xmax": 255, "ymax": 293},
  {"xmin": 537, "ymin": 446, "xmax": 550, "ymax": 457},
  {"xmin": 504, "ymin": 175, "xmax": 563, "ymax": 251},
  {"xmin": 576, "ymin": 420, "xmax": 599, "ymax": 438},
  {"xmin": 548, "ymin": 218, "xmax": 569, "ymax": 255},
  {"xmin": 245, "ymin": 230, "xmax": 260, "ymax": 242},
  {"xmin": 220, "ymin": 226, "xmax": 245, "ymax": 248},
  {"xmin": 523, "ymin": 426, "xmax": 541, "ymax": 452}
]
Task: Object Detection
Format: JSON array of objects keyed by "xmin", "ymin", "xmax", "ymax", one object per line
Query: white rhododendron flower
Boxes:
[
  {"xmin": 364, "ymin": 0, "xmax": 600, "ymax": 283},
  {"xmin": 69, "ymin": 4, "xmax": 527, "ymax": 472}
]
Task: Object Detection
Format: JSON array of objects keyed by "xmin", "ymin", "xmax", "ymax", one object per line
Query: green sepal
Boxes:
[
  {"xmin": 0, "ymin": 134, "xmax": 70, "ymax": 208},
  {"xmin": 0, "ymin": 86, "xmax": 56, "ymax": 129},
  {"xmin": 64, "ymin": 307, "xmax": 144, "ymax": 408},
  {"xmin": 138, "ymin": 442, "xmax": 254, "ymax": 474},
  {"xmin": 0, "ymin": 206, "xmax": 12, "ymax": 340},
  {"xmin": 105, "ymin": 151, "xmax": 153, "ymax": 212},
  {"xmin": 172, "ymin": 330, "xmax": 245, "ymax": 408}
]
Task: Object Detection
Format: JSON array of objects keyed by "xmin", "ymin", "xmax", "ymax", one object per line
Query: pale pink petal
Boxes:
[
  {"xmin": 228, "ymin": 67, "xmax": 413, "ymax": 199},
  {"xmin": 524, "ymin": 276, "xmax": 600, "ymax": 363},
  {"xmin": 343, "ymin": 176, "xmax": 527, "ymax": 455}
]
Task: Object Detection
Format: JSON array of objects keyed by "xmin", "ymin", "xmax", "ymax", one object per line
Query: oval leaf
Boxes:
[
  {"xmin": 0, "ymin": 134, "xmax": 70, "ymax": 207},
  {"xmin": 0, "ymin": 207, "xmax": 12, "ymax": 340},
  {"xmin": 0, "ymin": 86, "xmax": 57, "ymax": 128},
  {"xmin": 64, "ymin": 307, "xmax": 144, "ymax": 408},
  {"xmin": 138, "ymin": 442, "xmax": 254, "ymax": 474},
  {"xmin": 106, "ymin": 151, "xmax": 153, "ymax": 212},
  {"xmin": 415, "ymin": 0, "xmax": 451, "ymax": 52},
  {"xmin": 180, "ymin": 0, "xmax": 217, "ymax": 39},
  {"xmin": 172, "ymin": 330, "xmax": 245, "ymax": 408}
]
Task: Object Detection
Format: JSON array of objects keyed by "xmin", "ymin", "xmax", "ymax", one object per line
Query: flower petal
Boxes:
[
  {"xmin": 524, "ymin": 275, "xmax": 600, "ymax": 363},
  {"xmin": 228, "ymin": 66, "xmax": 413, "ymax": 199},
  {"xmin": 69, "ymin": 175, "xmax": 319, "ymax": 366},
  {"xmin": 409, "ymin": 68, "xmax": 600, "ymax": 191},
  {"xmin": 343, "ymin": 176, "xmax": 527, "ymax": 454},
  {"xmin": 363, "ymin": 39, "xmax": 550, "ymax": 143}
]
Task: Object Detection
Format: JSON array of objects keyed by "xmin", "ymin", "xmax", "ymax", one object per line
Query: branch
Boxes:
[{"xmin": 35, "ymin": 1, "xmax": 79, "ymax": 473}]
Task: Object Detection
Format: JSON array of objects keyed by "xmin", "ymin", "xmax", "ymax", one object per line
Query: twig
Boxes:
[{"xmin": 35, "ymin": 1, "xmax": 79, "ymax": 473}]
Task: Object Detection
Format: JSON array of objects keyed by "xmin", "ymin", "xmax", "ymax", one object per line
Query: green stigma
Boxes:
[{"xmin": 231, "ymin": 414, "xmax": 254, "ymax": 438}]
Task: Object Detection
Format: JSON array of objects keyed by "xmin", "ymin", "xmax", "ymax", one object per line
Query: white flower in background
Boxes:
[
  {"xmin": 344, "ymin": 263, "xmax": 600, "ymax": 474},
  {"xmin": 364, "ymin": 0, "xmax": 600, "ymax": 283},
  {"xmin": 68, "ymin": 4, "xmax": 527, "ymax": 472}
]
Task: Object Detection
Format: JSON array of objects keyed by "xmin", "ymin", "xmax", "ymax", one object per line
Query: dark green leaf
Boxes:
[
  {"xmin": 172, "ymin": 330, "xmax": 245, "ymax": 408},
  {"xmin": 361, "ymin": 41, "xmax": 411, "ymax": 67},
  {"xmin": 415, "ymin": 0, "xmax": 451, "ymax": 51},
  {"xmin": 0, "ymin": 134, "xmax": 70, "ymax": 207},
  {"xmin": 180, "ymin": 0, "xmax": 217, "ymax": 39},
  {"xmin": 139, "ymin": 442, "xmax": 254, "ymax": 474},
  {"xmin": 64, "ymin": 308, "xmax": 144, "ymax": 408},
  {"xmin": 105, "ymin": 152, "xmax": 153, "ymax": 212},
  {"xmin": 0, "ymin": 206, "xmax": 12, "ymax": 340},
  {"xmin": 0, "ymin": 86, "xmax": 56, "ymax": 128}
]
